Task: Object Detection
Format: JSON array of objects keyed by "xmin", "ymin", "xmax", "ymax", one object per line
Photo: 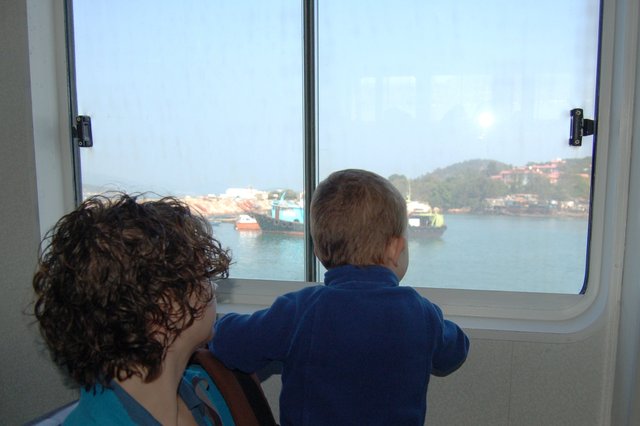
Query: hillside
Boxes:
[{"xmin": 390, "ymin": 157, "xmax": 592, "ymax": 212}]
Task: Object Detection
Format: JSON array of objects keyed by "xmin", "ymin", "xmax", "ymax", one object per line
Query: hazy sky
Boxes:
[{"xmin": 73, "ymin": 0, "xmax": 600, "ymax": 196}]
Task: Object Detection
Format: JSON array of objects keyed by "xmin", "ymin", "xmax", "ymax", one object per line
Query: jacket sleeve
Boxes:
[
  {"xmin": 428, "ymin": 302, "xmax": 470, "ymax": 376},
  {"xmin": 208, "ymin": 288, "xmax": 317, "ymax": 373}
]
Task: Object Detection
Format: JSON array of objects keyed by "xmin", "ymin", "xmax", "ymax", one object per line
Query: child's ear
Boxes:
[{"xmin": 386, "ymin": 236, "xmax": 406, "ymax": 267}]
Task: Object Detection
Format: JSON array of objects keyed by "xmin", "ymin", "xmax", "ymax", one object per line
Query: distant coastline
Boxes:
[
  {"xmin": 83, "ymin": 175, "xmax": 590, "ymax": 221},
  {"xmin": 175, "ymin": 194, "xmax": 588, "ymax": 221}
]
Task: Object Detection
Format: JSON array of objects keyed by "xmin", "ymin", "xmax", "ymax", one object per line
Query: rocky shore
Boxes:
[{"xmin": 180, "ymin": 195, "xmax": 272, "ymax": 219}]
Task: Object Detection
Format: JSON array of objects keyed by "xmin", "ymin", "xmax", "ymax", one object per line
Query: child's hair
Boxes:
[
  {"xmin": 310, "ymin": 169, "xmax": 407, "ymax": 268},
  {"xmin": 32, "ymin": 193, "xmax": 231, "ymax": 389}
]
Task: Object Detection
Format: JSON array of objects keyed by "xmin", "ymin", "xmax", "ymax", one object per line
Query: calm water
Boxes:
[{"xmin": 212, "ymin": 214, "xmax": 589, "ymax": 294}]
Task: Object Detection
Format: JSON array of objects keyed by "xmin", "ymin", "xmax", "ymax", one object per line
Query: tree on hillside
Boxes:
[
  {"xmin": 411, "ymin": 169, "xmax": 507, "ymax": 210},
  {"xmin": 448, "ymin": 171, "xmax": 508, "ymax": 210},
  {"xmin": 389, "ymin": 174, "xmax": 410, "ymax": 199},
  {"xmin": 556, "ymin": 173, "xmax": 591, "ymax": 200},
  {"xmin": 510, "ymin": 173, "xmax": 554, "ymax": 199},
  {"xmin": 390, "ymin": 156, "xmax": 591, "ymax": 211},
  {"xmin": 560, "ymin": 157, "xmax": 592, "ymax": 175},
  {"xmin": 411, "ymin": 175, "xmax": 453, "ymax": 208}
]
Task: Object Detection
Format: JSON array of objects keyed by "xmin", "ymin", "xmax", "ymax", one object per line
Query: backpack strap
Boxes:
[{"xmin": 190, "ymin": 349, "xmax": 278, "ymax": 426}]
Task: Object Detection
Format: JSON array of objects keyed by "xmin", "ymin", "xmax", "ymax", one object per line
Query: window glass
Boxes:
[
  {"xmin": 72, "ymin": 0, "xmax": 304, "ymax": 280},
  {"xmin": 72, "ymin": 0, "xmax": 600, "ymax": 293},
  {"xmin": 317, "ymin": 0, "xmax": 599, "ymax": 293}
]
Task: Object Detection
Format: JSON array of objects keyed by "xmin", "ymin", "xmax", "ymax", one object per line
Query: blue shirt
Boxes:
[
  {"xmin": 211, "ymin": 265, "xmax": 469, "ymax": 425},
  {"xmin": 64, "ymin": 365, "xmax": 233, "ymax": 425}
]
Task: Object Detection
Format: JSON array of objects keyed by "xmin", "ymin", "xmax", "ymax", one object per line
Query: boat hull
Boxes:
[
  {"xmin": 235, "ymin": 214, "xmax": 261, "ymax": 231},
  {"xmin": 408, "ymin": 225, "xmax": 447, "ymax": 239},
  {"xmin": 253, "ymin": 213, "xmax": 304, "ymax": 235},
  {"xmin": 407, "ymin": 212, "xmax": 447, "ymax": 239},
  {"xmin": 235, "ymin": 222, "xmax": 260, "ymax": 231}
]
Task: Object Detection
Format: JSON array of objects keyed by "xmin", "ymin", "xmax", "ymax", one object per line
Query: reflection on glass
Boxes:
[
  {"xmin": 72, "ymin": 0, "xmax": 599, "ymax": 292},
  {"xmin": 72, "ymin": 0, "xmax": 304, "ymax": 280},
  {"xmin": 317, "ymin": 0, "xmax": 599, "ymax": 293}
]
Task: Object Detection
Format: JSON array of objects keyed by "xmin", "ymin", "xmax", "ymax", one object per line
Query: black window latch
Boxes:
[
  {"xmin": 569, "ymin": 108, "xmax": 595, "ymax": 147},
  {"xmin": 72, "ymin": 115, "xmax": 93, "ymax": 147}
]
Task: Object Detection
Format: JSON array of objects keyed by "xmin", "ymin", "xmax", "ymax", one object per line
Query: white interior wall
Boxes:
[
  {"xmin": 612, "ymin": 0, "xmax": 640, "ymax": 423},
  {"xmin": 1, "ymin": 1, "xmax": 638, "ymax": 425},
  {"xmin": 0, "ymin": 1, "xmax": 78, "ymax": 424}
]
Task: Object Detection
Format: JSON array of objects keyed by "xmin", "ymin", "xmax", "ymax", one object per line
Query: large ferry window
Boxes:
[
  {"xmin": 71, "ymin": 0, "xmax": 305, "ymax": 281},
  {"xmin": 317, "ymin": 0, "xmax": 599, "ymax": 293},
  {"xmin": 70, "ymin": 0, "xmax": 600, "ymax": 294}
]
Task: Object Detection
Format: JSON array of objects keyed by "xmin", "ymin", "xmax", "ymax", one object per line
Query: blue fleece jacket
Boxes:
[{"xmin": 210, "ymin": 265, "xmax": 469, "ymax": 425}]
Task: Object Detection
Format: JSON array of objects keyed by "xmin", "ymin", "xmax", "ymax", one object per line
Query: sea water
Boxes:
[{"xmin": 212, "ymin": 214, "xmax": 589, "ymax": 294}]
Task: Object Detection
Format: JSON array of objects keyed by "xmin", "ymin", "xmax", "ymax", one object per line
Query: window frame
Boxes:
[{"xmin": 65, "ymin": 0, "xmax": 629, "ymax": 339}]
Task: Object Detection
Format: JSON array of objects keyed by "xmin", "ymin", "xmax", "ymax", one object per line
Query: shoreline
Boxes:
[{"xmin": 176, "ymin": 196, "xmax": 589, "ymax": 221}]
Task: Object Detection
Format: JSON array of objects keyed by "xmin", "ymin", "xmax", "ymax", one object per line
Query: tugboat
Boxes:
[
  {"xmin": 406, "ymin": 202, "xmax": 447, "ymax": 239},
  {"xmin": 253, "ymin": 196, "xmax": 304, "ymax": 235}
]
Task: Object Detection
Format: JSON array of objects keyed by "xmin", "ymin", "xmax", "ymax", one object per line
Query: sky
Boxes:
[{"xmin": 73, "ymin": 0, "xmax": 600, "ymax": 196}]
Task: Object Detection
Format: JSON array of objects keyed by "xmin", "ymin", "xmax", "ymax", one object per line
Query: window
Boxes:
[
  {"xmin": 71, "ymin": 0, "xmax": 304, "ymax": 281},
  {"xmin": 70, "ymin": 0, "xmax": 600, "ymax": 294}
]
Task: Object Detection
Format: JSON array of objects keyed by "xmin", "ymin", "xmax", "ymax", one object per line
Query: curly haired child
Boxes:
[{"xmin": 33, "ymin": 193, "xmax": 231, "ymax": 425}]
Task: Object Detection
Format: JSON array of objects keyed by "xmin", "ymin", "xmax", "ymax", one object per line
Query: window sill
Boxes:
[{"xmin": 216, "ymin": 277, "xmax": 608, "ymax": 343}]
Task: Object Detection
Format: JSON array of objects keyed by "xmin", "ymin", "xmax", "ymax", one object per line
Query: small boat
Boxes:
[
  {"xmin": 235, "ymin": 214, "xmax": 260, "ymax": 231},
  {"xmin": 407, "ymin": 210, "xmax": 447, "ymax": 239},
  {"xmin": 253, "ymin": 198, "xmax": 304, "ymax": 235}
]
